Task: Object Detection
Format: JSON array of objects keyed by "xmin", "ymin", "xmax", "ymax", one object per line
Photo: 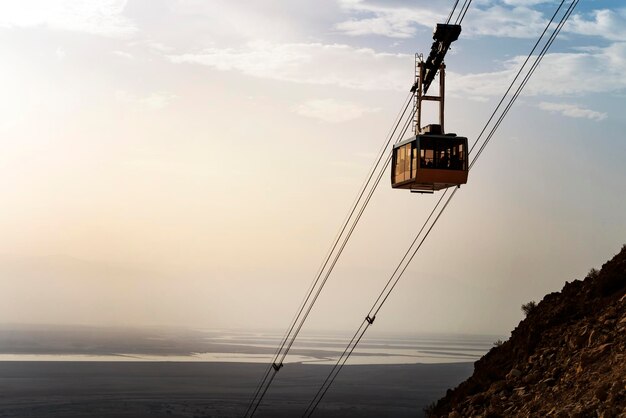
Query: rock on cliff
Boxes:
[{"xmin": 429, "ymin": 246, "xmax": 626, "ymax": 418}]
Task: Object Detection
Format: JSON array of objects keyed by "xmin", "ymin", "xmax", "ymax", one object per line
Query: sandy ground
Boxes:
[{"xmin": 0, "ymin": 361, "xmax": 473, "ymax": 417}]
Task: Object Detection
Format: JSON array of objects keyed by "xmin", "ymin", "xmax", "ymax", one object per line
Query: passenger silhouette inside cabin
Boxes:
[
  {"xmin": 450, "ymin": 153, "xmax": 461, "ymax": 170},
  {"xmin": 439, "ymin": 153, "xmax": 449, "ymax": 169}
]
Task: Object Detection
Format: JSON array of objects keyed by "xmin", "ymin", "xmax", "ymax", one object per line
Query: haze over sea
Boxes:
[
  {"xmin": 0, "ymin": 324, "xmax": 497, "ymax": 417},
  {"xmin": 0, "ymin": 324, "xmax": 498, "ymax": 364}
]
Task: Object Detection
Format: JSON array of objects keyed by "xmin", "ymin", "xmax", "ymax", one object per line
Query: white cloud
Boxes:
[
  {"xmin": 168, "ymin": 41, "xmax": 412, "ymax": 91},
  {"xmin": 55, "ymin": 47, "xmax": 66, "ymax": 60},
  {"xmin": 538, "ymin": 102, "xmax": 607, "ymax": 121},
  {"xmin": 448, "ymin": 43, "xmax": 626, "ymax": 98},
  {"xmin": 115, "ymin": 90, "xmax": 176, "ymax": 110},
  {"xmin": 334, "ymin": 0, "xmax": 551, "ymax": 39},
  {"xmin": 129, "ymin": 40, "xmax": 175, "ymax": 53},
  {"xmin": 335, "ymin": 0, "xmax": 443, "ymax": 38},
  {"xmin": 0, "ymin": 0, "xmax": 136, "ymax": 37},
  {"xmin": 464, "ymin": 4, "xmax": 547, "ymax": 38},
  {"xmin": 294, "ymin": 99, "xmax": 379, "ymax": 123},
  {"xmin": 502, "ymin": 0, "xmax": 552, "ymax": 5},
  {"xmin": 112, "ymin": 50, "xmax": 133, "ymax": 59},
  {"xmin": 165, "ymin": 35, "xmax": 626, "ymax": 98},
  {"xmin": 334, "ymin": 1, "xmax": 624, "ymax": 42},
  {"xmin": 335, "ymin": 0, "xmax": 445, "ymax": 38},
  {"xmin": 567, "ymin": 9, "xmax": 626, "ymax": 42}
]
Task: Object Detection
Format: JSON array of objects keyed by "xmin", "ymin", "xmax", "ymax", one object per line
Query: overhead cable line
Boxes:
[
  {"xmin": 245, "ymin": 0, "xmax": 479, "ymax": 414},
  {"xmin": 469, "ymin": 0, "xmax": 579, "ymax": 169},
  {"xmin": 274, "ymin": 98, "xmax": 415, "ymax": 367},
  {"xmin": 244, "ymin": 92, "xmax": 415, "ymax": 417},
  {"xmin": 468, "ymin": 0, "xmax": 566, "ymax": 156},
  {"xmin": 303, "ymin": 187, "xmax": 451, "ymax": 418},
  {"xmin": 302, "ymin": 1, "xmax": 579, "ymax": 415},
  {"xmin": 446, "ymin": 0, "xmax": 461, "ymax": 24},
  {"xmin": 455, "ymin": 0, "xmax": 473, "ymax": 25}
]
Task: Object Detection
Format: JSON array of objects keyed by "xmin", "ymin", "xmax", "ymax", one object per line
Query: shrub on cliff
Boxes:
[{"xmin": 521, "ymin": 300, "xmax": 537, "ymax": 317}]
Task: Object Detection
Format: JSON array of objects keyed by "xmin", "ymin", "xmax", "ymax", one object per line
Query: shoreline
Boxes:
[{"xmin": 0, "ymin": 353, "xmax": 478, "ymax": 364}]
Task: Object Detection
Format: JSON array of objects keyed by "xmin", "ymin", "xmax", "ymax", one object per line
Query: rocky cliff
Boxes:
[{"xmin": 429, "ymin": 246, "xmax": 626, "ymax": 418}]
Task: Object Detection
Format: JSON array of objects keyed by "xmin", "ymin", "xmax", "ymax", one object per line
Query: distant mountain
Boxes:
[{"xmin": 428, "ymin": 246, "xmax": 626, "ymax": 417}]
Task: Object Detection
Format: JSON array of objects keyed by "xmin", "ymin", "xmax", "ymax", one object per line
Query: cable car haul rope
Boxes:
[{"xmin": 245, "ymin": 0, "xmax": 579, "ymax": 416}]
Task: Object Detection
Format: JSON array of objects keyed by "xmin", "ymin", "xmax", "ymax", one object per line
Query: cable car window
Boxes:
[
  {"xmin": 419, "ymin": 136, "xmax": 466, "ymax": 170},
  {"xmin": 411, "ymin": 146, "xmax": 417, "ymax": 178},
  {"xmin": 394, "ymin": 143, "xmax": 414, "ymax": 183},
  {"xmin": 401, "ymin": 145, "xmax": 407, "ymax": 181},
  {"xmin": 394, "ymin": 149, "xmax": 401, "ymax": 183},
  {"xmin": 394, "ymin": 144, "xmax": 405, "ymax": 183},
  {"xmin": 420, "ymin": 137, "xmax": 435, "ymax": 168},
  {"xmin": 404, "ymin": 144, "xmax": 411, "ymax": 180},
  {"xmin": 451, "ymin": 142, "xmax": 464, "ymax": 170}
]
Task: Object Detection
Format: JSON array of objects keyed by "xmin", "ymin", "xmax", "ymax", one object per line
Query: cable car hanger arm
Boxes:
[{"xmin": 411, "ymin": 23, "xmax": 461, "ymax": 94}]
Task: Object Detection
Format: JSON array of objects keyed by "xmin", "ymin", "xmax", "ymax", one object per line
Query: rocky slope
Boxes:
[{"xmin": 429, "ymin": 246, "xmax": 626, "ymax": 418}]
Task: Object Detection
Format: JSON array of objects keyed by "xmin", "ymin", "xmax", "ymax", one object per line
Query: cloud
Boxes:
[
  {"xmin": 55, "ymin": 47, "xmax": 66, "ymax": 60},
  {"xmin": 502, "ymin": 0, "xmax": 552, "ymax": 5},
  {"xmin": 115, "ymin": 90, "xmax": 176, "ymax": 110},
  {"xmin": 335, "ymin": 0, "xmax": 444, "ymax": 38},
  {"xmin": 0, "ymin": 0, "xmax": 136, "ymax": 37},
  {"xmin": 567, "ymin": 9, "xmax": 626, "ymax": 42},
  {"xmin": 294, "ymin": 99, "xmax": 379, "ymax": 123},
  {"xmin": 168, "ymin": 41, "xmax": 412, "ymax": 91},
  {"xmin": 165, "ymin": 34, "xmax": 626, "ymax": 98},
  {"xmin": 334, "ymin": 0, "xmax": 550, "ymax": 39},
  {"xmin": 112, "ymin": 50, "xmax": 133, "ymax": 59},
  {"xmin": 463, "ymin": 4, "xmax": 548, "ymax": 39},
  {"xmin": 538, "ymin": 102, "xmax": 607, "ymax": 121},
  {"xmin": 334, "ymin": 1, "xmax": 624, "ymax": 42},
  {"xmin": 448, "ymin": 43, "xmax": 626, "ymax": 98},
  {"xmin": 335, "ymin": 0, "xmax": 446, "ymax": 38}
]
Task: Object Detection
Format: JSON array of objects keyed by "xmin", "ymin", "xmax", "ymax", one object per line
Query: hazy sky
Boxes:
[{"xmin": 1, "ymin": 0, "xmax": 624, "ymax": 336}]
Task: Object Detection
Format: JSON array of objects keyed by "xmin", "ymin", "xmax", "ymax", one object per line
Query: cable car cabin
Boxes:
[{"xmin": 391, "ymin": 132, "xmax": 468, "ymax": 192}]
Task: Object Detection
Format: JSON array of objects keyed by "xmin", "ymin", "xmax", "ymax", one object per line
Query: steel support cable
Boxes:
[
  {"xmin": 303, "ymin": 186, "xmax": 450, "ymax": 417},
  {"xmin": 248, "ymin": 365, "xmax": 280, "ymax": 418},
  {"xmin": 470, "ymin": 0, "xmax": 579, "ymax": 170},
  {"xmin": 301, "ymin": 318, "xmax": 369, "ymax": 418},
  {"xmin": 249, "ymin": 0, "xmax": 488, "ymax": 412},
  {"xmin": 261, "ymin": 0, "xmax": 467, "ymax": 380},
  {"xmin": 302, "ymin": 109, "xmax": 427, "ymax": 417},
  {"xmin": 276, "ymin": 97, "xmax": 416, "ymax": 367},
  {"xmin": 244, "ymin": 90, "xmax": 414, "ymax": 417},
  {"xmin": 244, "ymin": 93, "xmax": 415, "ymax": 417},
  {"xmin": 303, "ymin": 1, "xmax": 579, "ymax": 415},
  {"xmin": 446, "ymin": 0, "xmax": 461, "ymax": 24},
  {"xmin": 299, "ymin": 107, "xmax": 419, "ymax": 418},
  {"xmin": 365, "ymin": 183, "xmax": 450, "ymax": 328},
  {"xmin": 454, "ymin": 0, "xmax": 470, "ymax": 25},
  {"xmin": 306, "ymin": 188, "xmax": 459, "ymax": 418},
  {"xmin": 302, "ymin": 190, "xmax": 450, "ymax": 418},
  {"xmin": 468, "ymin": 0, "xmax": 566, "ymax": 156},
  {"xmin": 276, "ymin": 90, "xmax": 413, "ymax": 364},
  {"xmin": 378, "ymin": 0, "xmax": 577, "ymax": 338},
  {"xmin": 397, "ymin": 100, "xmax": 416, "ymax": 146},
  {"xmin": 363, "ymin": 22, "xmax": 575, "ymax": 367},
  {"xmin": 456, "ymin": 0, "xmax": 472, "ymax": 25},
  {"xmin": 361, "ymin": 0, "xmax": 478, "ymax": 316},
  {"xmin": 276, "ymin": 94, "xmax": 414, "ymax": 365}
]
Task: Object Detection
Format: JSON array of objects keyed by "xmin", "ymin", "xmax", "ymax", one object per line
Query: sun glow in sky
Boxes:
[{"xmin": 1, "ymin": 0, "xmax": 625, "ymax": 335}]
